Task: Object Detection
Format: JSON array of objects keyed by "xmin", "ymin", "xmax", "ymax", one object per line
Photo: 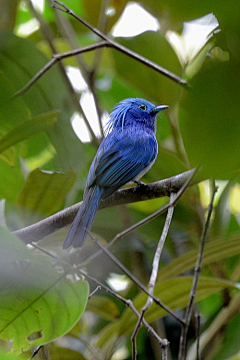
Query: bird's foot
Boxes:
[{"xmin": 134, "ymin": 180, "xmax": 147, "ymax": 188}]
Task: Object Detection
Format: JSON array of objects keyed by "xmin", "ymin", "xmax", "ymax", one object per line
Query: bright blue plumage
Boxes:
[{"xmin": 63, "ymin": 98, "xmax": 168, "ymax": 249}]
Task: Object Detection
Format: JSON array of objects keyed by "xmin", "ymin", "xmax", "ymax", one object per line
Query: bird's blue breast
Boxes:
[{"xmin": 85, "ymin": 125, "xmax": 157, "ymax": 199}]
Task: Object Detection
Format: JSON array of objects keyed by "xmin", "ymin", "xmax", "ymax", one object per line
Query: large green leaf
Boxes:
[
  {"xmin": 0, "ymin": 31, "xmax": 85, "ymax": 171},
  {"xmin": 158, "ymin": 235, "xmax": 240, "ymax": 282},
  {"xmin": 0, "ymin": 349, "xmax": 27, "ymax": 360},
  {"xmin": 97, "ymin": 276, "xmax": 236, "ymax": 348},
  {"xmin": 179, "ymin": 60, "xmax": 240, "ymax": 177},
  {"xmin": 0, "ymin": 111, "xmax": 58, "ymax": 155},
  {"xmin": 86, "ymin": 296, "xmax": 120, "ymax": 321},
  {"xmin": 0, "ymin": 157, "xmax": 25, "ymax": 203},
  {"xmin": 0, "ymin": 227, "xmax": 89, "ymax": 353},
  {"xmin": 17, "ymin": 168, "xmax": 76, "ymax": 225}
]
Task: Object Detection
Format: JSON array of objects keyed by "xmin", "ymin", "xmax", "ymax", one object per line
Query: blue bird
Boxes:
[{"xmin": 63, "ymin": 98, "xmax": 168, "ymax": 249}]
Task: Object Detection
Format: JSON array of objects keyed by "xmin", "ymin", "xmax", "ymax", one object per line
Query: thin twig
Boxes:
[
  {"xmin": 89, "ymin": 233, "xmax": 182, "ymax": 324},
  {"xmin": 29, "ymin": 346, "xmax": 43, "ymax": 359},
  {"xmin": 178, "ymin": 180, "xmax": 218, "ymax": 360},
  {"xmin": 131, "ymin": 192, "xmax": 176, "ymax": 358},
  {"xmin": 12, "ymin": 1, "xmax": 188, "ymax": 100},
  {"xmin": 195, "ymin": 312, "xmax": 201, "ymax": 360},
  {"xmin": 53, "ymin": 0, "xmax": 188, "ymax": 87},
  {"xmin": 11, "ymin": 41, "xmax": 109, "ymax": 99},
  {"xmin": 50, "ymin": 0, "xmax": 103, "ymax": 136},
  {"xmin": 32, "ymin": 243, "xmax": 168, "ymax": 351},
  {"xmin": 89, "ymin": 0, "xmax": 110, "ymax": 136},
  {"xmin": 20, "ymin": 0, "xmax": 99, "ymax": 145},
  {"xmin": 88, "ymin": 285, "xmax": 101, "ymax": 299}
]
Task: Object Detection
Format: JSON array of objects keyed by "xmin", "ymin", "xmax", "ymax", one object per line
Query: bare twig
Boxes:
[
  {"xmin": 53, "ymin": 0, "xmax": 188, "ymax": 87},
  {"xmin": 23, "ymin": 0, "xmax": 99, "ymax": 145},
  {"xmin": 195, "ymin": 312, "xmax": 201, "ymax": 360},
  {"xmin": 11, "ymin": 41, "xmax": 109, "ymax": 99},
  {"xmin": 131, "ymin": 192, "xmax": 176, "ymax": 358},
  {"xmin": 12, "ymin": 1, "xmax": 188, "ymax": 101},
  {"xmin": 89, "ymin": 233, "xmax": 182, "ymax": 324},
  {"xmin": 88, "ymin": 285, "xmax": 101, "ymax": 299},
  {"xmin": 178, "ymin": 180, "xmax": 218, "ymax": 360},
  {"xmin": 32, "ymin": 243, "xmax": 169, "ymax": 353},
  {"xmin": 50, "ymin": 0, "xmax": 103, "ymax": 136},
  {"xmin": 29, "ymin": 346, "xmax": 43, "ymax": 359}
]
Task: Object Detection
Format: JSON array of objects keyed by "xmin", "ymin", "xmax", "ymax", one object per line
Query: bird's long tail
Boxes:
[{"xmin": 63, "ymin": 186, "xmax": 103, "ymax": 249}]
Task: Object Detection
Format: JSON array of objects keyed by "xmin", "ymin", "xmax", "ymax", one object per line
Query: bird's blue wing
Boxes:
[{"xmin": 86, "ymin": 127, "xmax": 157, "ymax": 199}]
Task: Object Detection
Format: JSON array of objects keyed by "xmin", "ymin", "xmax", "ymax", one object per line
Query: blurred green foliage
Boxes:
[{"xmin": 0, "ymin": 0, "xmax": 240, "ymax": 359}]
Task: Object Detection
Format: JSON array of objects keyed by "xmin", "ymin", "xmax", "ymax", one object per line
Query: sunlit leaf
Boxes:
[
  {"xmin": 0, "ymin": 348, "xmax": 28, "ymax": 360},
  {"xmin": 0, "ymin": 111, "xmax": 58, "ymax": 154}
]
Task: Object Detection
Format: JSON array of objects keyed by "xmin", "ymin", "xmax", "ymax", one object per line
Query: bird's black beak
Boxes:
[{"xmin": 150, "ymin": 104, "xmax": 169, "ymax": 114}]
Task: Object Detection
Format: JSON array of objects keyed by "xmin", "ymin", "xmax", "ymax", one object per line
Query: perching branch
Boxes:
[
  {"xmin": 14, "ymin": 169, "xmax": 201, "ymax": 244},
  {"xmin": 178, "ymin": 180, "xmax": 218, "ymax": 360}
]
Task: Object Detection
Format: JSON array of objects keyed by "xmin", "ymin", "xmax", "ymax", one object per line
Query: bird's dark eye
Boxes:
[{"xmin": 138, "ymin": 104, "xmax": 147, "ymax": 111}]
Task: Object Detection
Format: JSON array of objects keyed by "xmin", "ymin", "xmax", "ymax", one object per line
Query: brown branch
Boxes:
[
  {"xmin": 53, "ymin": 0, "xmax": 188, "ymax": 88},
  {"xmin": 12, "ymin": 1, "xmax": 189, "ymax": 101},
  {"xmin": 11, "ymin": 41, "xmax": 109, "ymax": 99},
  {"xmin": 13, "ymin": 169, "xmax": 201, "ymax": 244}
]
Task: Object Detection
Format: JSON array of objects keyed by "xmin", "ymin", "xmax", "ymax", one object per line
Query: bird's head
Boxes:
[{"xmin": 106, "ymin": 98, "xmax": 168, "ymax": 134}]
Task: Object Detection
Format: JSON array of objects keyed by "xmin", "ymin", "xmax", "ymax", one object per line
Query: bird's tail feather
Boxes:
[{"xmin": 63, "ymin": 186, "xmax": 103, "ymax": 249}]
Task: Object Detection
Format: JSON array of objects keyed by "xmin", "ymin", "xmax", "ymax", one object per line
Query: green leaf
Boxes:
[
  {"xmin": 111, "ymin": 31, "xmax": 182, "ymax": 107},
  {"xmin": 48, "ymin": 347, "xmax": 87, "ymax": 360},
  {"xmin": 0, "ymin": 348, "xmax": 28, "ymax": 360},
  {"xmin": 0, "ymin": 157, "xmax": 25, "ymax": 203},
  {"xmin": 97, "ymin": 276, "xmax": 236, "ymax": 348},
  {"xmin": 0, "ymin": 72, "xmax": 31, "ymax": 134},
  {"xmin": 0, "ymin": 227, "xmax": 89, "ymax": 354},
  {"xmin": 211, "ymin": 176, "xmax": 239, "ymax": 238},
  {"xmin": 158, "ymin": 236, "xmax": 240, "ymax": 282},
  {"xmin": 226, "ymin": 350, "xmax": 240, "ymax": 360},
  {"xmin": 150, "ymin": 147, "xmax": 188, "ymax": 181},
  {"xmin": 86, "ymin": 296, "xmax": 120, "ymax": 321},
  {"xmin": 0, "ymin": 111, "xmax": 58, "ymax": 154},
  {"xmin": 83, "ymin": 0, "xmax": 127, "ymax": 33},
  {"xmin": 0, "ymin": 31, "xmax": 86, "ymax": 171},
  {"xmin": 18, "ymin": 168, "xmax": 77, "ymax": 225},
  {"xmin": 179, "ymin": 60, "xmax": 240, "ymax": 177}
]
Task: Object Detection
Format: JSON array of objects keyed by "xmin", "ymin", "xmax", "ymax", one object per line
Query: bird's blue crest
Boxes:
[
  {"xmin": 104, "ymin": 98, "xmax": 155, "ymax": 135},
  {"xmin": 105, "ymin": 98, "xmax": 134, "ymax": 135}
]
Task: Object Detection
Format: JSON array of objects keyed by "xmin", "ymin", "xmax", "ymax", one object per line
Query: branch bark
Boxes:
[{"xmin": 14, "ymin": 169, "xmax": 201, "ymax": 244}]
